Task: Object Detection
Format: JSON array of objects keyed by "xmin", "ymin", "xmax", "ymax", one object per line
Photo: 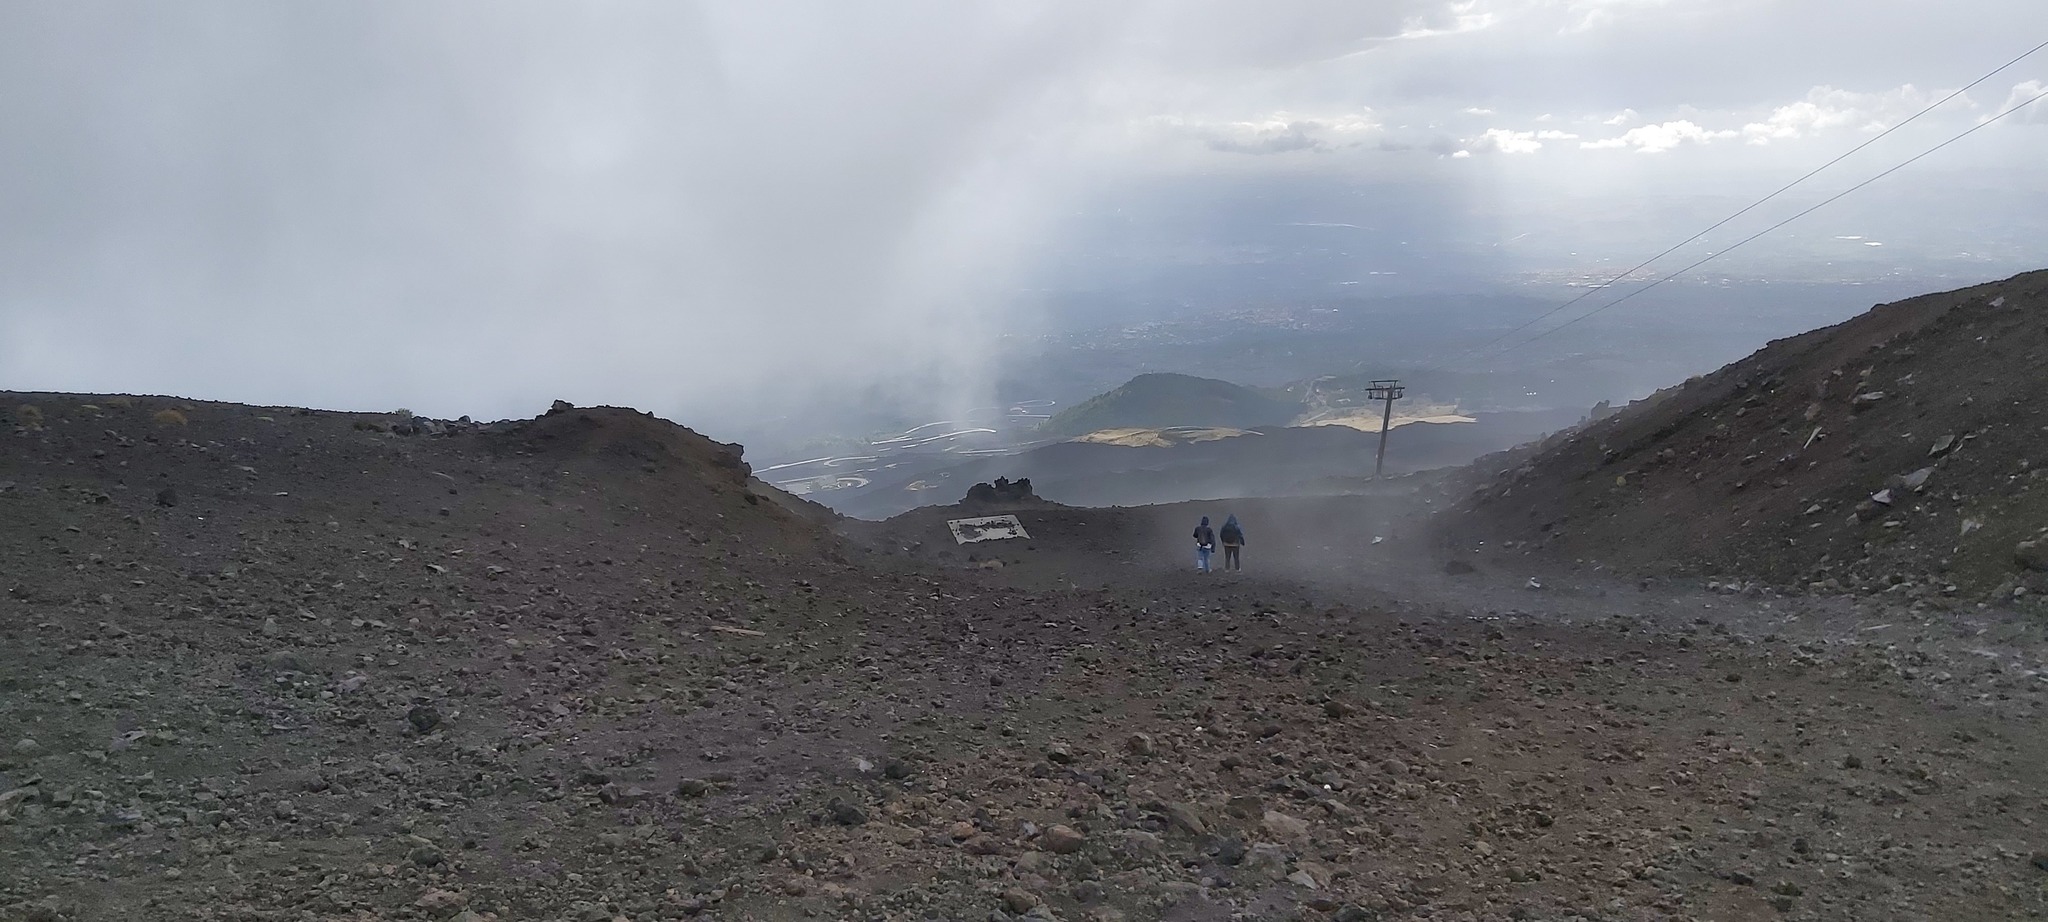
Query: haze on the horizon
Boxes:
[{"xmin": 3, "ymin": 1, "xmax": 2045, "ymax": 442}]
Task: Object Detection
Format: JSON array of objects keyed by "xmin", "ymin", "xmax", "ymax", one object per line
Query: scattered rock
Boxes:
[
  {"xmin": 1262, "ymin": 810, "xmax": 1311, "ymax": 840},
  {"xmin": 414, "ymin": 889, "xmax": 468, "ymax": 917},
  {"xmin": 2016, "ymin": 541, "xmax": 2048, "ymax": 573},
  {"xmin": 598, "ymin": 783, "xmax": 655, "ymax": 807},
  {"xmin": 407, "ymin": 704, "xmax": 444, "ymax": 734},
  {"xmin": 1241, "ymin": 843, "xmax": 1291, "ymax": 880},
  {"xmin": 675, "ymin": 778, "xmax": 712, "ymax": 797},
  {"xmin": 253, "ymin": 650, "xmax": 311, "ymax": 674},
  {"xmin": 1041, "ymin": 824, "xmax": 1085, "ymax": 854},
  {"xmin": 1124, "ymin": 733, "xmax": 1155, "ymax": 756},
  {"xmin": 828, "ymin": 798, "xmax": 868, "ymax": 826},
  {"xmin": 1001, "ymin": 888, "xmax": 1040, "ymax": 914},
  {"xmin": 1164, "ymin": 802, "xmax": 1207, "ymax": 837}
]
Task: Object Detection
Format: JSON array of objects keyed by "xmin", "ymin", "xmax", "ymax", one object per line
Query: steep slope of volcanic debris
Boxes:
[
  {"xmin": 1446, "ymin": 270, "xmax": 2048, "ymax": 608},
  {"xmin": 2, "ymin": 393, "xmax": 2046, "ymax": 922}
]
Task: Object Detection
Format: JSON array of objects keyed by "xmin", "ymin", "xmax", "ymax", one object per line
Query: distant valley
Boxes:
[
  {"xmin": 768, "ymin": 368, "xmax": 1589, "ymax": 519},
  {"xmin": 755, "ymin": 277, "xmax": 1979, "ymax": 519}
]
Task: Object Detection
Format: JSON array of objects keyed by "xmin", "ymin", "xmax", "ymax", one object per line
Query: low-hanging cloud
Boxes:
[
  {"xmin": 1999, "ymin": 79, "xmax": 2048, "ymax": 122},
  {"xmin": 1741, "ymin": 84, "xmax": 1949, "ymax": 144},
  {"xmin": 1471, "ymin": 128, "xmax": 1580, "ymax": 154},
  {"xmin": 1580, "ymin": 119, "xmax": 1736, "ymax": 152},
  {"xmin": 2, "ymin": 0, "xmax": 2044, "ymax": 447},
  {"xmin": 1145, "ymin": 112, "xmax": 1381, "ymax": 155},
  {"xmin": 0, "ymin": 3, "xmax": 1145, "ymax": 434}
]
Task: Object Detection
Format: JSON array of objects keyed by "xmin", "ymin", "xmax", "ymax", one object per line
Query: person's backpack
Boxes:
[{"xmin": 1221, "ymin": 522, "xmax": 1243, "ymax": 545}]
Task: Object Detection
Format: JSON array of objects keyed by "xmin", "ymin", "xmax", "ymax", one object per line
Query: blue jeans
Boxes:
[{"xmin": 1196, "ymin": 545, "xmax": 1213, "ymax": 572}]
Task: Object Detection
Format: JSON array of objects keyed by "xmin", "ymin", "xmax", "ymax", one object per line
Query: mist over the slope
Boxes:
[
  {"xmin": 0, "ymin": 3, "xmax": 1141, "ymax": 436},
  {"xmin": 2, "ymin": 1, "xmax": 2045, "ymax": 454}
]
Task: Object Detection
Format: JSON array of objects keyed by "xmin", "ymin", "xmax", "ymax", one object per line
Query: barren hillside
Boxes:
[{"xmin": 1446, "ymin": 269, "xmax": 2048, "ymax": 607}]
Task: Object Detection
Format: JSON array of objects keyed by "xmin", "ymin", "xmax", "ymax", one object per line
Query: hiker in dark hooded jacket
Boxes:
[
  {"xmin": 1192, "ymin": 516, "xmax": 1215, "ymax": 573},
  {"xmin": 1219, "ymin": 514, "xmax": 1245, "ymax": 571}
]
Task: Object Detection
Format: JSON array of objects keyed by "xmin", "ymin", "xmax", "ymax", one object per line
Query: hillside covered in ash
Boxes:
[{"xmin": 1446, "ymin": 269, "xmax": 2048, "ymax": 608}]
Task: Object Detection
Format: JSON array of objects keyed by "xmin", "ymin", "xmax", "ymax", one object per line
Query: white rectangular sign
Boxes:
[{"xmin": 947, "ymin": 514, "xmax": 1030, "ymax": 544}]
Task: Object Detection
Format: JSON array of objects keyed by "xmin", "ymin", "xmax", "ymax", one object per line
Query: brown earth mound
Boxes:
[
  {"xmin": 1446, "ymin": 269, "xmax": 2048, "ymax": 606},
  {"xmin": 485, "ymin": 401, "xmax": 752, "ymax": 486},
  {"xmin": 0, "ymin": 393, "xmax": 834, "ymax": 608}
]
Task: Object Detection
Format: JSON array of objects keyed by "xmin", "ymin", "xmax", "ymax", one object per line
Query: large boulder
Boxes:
[{"xmin": 962, "ymin": 476, "xmax": 1037, "ymax": 505}]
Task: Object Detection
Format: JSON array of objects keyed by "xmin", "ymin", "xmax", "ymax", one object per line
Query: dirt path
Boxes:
[{"xmin": 843, "ymin": 493, "xmax": 2048, "ymax": 921}]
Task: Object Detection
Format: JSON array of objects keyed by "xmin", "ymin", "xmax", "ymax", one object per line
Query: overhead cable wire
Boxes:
[
  {"xmin": 1453, "ymin": 36, "xmax": 2048, "ymax": 362},
  {"xmin": 1494, "ymin": 83, "xmax": 2048, "ymax": 352}
]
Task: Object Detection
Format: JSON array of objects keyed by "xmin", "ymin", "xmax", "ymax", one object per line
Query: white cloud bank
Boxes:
[{"xmin": 1581, "ymin": 119, "xmax": 1736, "ymax": 152}]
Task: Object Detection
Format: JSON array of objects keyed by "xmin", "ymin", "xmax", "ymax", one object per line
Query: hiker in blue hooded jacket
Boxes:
[{"xmin": 1219, "ymin": 514, "xmax": 1245, "ymax": 571}]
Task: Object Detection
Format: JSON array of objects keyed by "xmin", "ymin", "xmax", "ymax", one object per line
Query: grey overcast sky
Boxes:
[{"xmin": 3, "ymin": 1, "xmax": 2045, "ymax": 433}]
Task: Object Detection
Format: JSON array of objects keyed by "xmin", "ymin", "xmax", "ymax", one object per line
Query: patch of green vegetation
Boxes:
[{"xmin": 1038, "ymin": 373, "xmax": 1300, "ymax": 439}]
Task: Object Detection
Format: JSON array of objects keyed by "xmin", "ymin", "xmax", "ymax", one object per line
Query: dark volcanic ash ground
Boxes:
[{"xmin": 2, "ymin": 394, "xmax": 2046, "ymax": 922}]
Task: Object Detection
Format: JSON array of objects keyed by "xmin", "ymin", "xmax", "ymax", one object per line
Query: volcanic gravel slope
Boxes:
[
  {"xmin": 1445, "ymin": 269, "xmax": 2048, "ymax": 606},
  {"xmin": 3, "ymin": 393, "xmax": 2048, "ymax": 922}
]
